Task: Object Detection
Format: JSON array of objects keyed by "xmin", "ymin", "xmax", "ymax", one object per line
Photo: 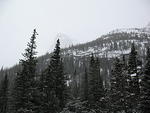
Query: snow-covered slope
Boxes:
[
  {"xmin": 109, "ymin": 28, "xmax": 148, "ymax": 35},
  {"xmin": 109, "ymin": 22, "xmax": 150, "ymax": 35},
  {"xmin": 142, "ymin": 22, "xmax": 150, "ymax": 33},
  {"xmin": 62, "ymin": 26, "xmax": 150, "ymax": 58}
]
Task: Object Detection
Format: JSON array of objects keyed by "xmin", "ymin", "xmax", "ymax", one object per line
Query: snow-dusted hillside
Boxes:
[
  {"xmin": 62, "ymin": 26, "xmax": 150, "ymax": 58},
  {"xmin": 142, "ymin": 22, "xmax": 150, "ymax": 33}
]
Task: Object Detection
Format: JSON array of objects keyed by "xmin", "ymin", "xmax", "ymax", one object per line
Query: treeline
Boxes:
[{"xmin": 0, "ymin": 29, "xmax": 150, "ymax": 113}]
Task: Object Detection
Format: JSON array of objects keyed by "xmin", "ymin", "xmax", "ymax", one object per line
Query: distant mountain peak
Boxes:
[
  {"xmin": 142, "ymin": 22, "xmax": 150, "ymax": 33},
  {"xmin": 146, "ymin": 22, "xmax": 150, "ymax": 28},
  {"xmin": 55, "ymin": 33, "xmax": 73, "ymax": 48},
  {"xmin": 49, "ymin": 33, "xmax": 73, "ymax": 52}
]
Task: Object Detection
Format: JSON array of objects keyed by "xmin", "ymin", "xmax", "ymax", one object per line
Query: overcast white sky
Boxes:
[{"xmin": 0, "ymin": 0, "xmax": 150, "ymax": 68}]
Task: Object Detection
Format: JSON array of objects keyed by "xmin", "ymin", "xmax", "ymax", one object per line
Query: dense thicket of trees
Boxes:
[
  {"xmin": 88, "ymin": 54, "xmax": 105, "ymax": 112},
  {"xmin": 0, "ymin": 30, "xmax": 149, "ymax": 113},
  {"xmin": 140, "ymin": 47, "xmax": 150, "ymax": 113},
  {"xmin": 109, "ymin": 57, "xmax": 129, "ymax": 113},
  {"xmin": 0, "ymin": 74, "xmax": 9, "ymax": 113},
  {"xmin": 127, "ymin": 43, "xmax": 140, "ymax": 112}
]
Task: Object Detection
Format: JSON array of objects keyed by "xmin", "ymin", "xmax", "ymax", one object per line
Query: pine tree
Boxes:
[
  {"xmin": 128, "ymin": 42, "xmax": 137, "ymax": 74},
  {"xmin": 122, "ymin": 55, "xmax": 127, "ymax": 70},
  {"xmin": 13, "ymin": 29, "xmax": 38, "ymax": 113},
  {"xmin": 71, "ymin": 69, "xmax": 78, "ymax": 98},
  {"xmin": 114, "ymin": 41, "xmax": 118, "ymax": 50},
  {"xmin": 52, "ymin": 39, "xmax": 67, "ymax": 110},
  {"xmin": 110, "ymin": 57, "xmax": 129, "ymax": 113},
  {"xmin": 0, "ymin": 74, "xmax": 9, "ymax": 113},
  {"xmin": 40, "ymin": 39, "xmax": 67, "ymax": 112},
  {"xmin": 127, "ymin": 42, "xmax": 140, "ymax": 112},
  {"xmin": 82, "ymin": 67, "xmax": 88, "ymax": 101},
  {"xmin": 121, "ymin": 55, "xmax": 131, "ymax": 113},
  {"xmin": 140, "ymin": 47, "xmax": 150, "ymax": 113},
  {"xmin": 146, "ymin": 46, "xmax": 150, "ymax": 60},
  {"xmin": 88, "ymin": 54, "xmax": 96, "ymax": 104},
  {"xmin": 95, "ymin": 58, "xmax": 104, "ymax": 101},
  {"xmin": 88, "ymin": 54, "xmax": 104, "ymax": 112},
  {"xmin": 39, "ymin": 64, "xmax": 59, "ymax": 113}
]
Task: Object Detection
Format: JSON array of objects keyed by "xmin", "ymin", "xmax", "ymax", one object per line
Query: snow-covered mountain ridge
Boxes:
[
  {"xmin": 109, "ymin": 28, "xmax": 149, "ymax": 35},
  {"xmin": 109, "ymin": 23, "xmax": 150, "ymax": 35},
  {"xmin": 142, "ymin": 22, "xmax": 150, "ymax": 33},
  {"xmin": 61, "ymin": 25, "xmax": 150, "ymax": 58}
]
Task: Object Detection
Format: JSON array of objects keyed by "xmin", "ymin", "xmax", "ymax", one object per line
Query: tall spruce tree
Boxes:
[
  {"xmin": 122, "ymin": 55, "xmax": 127, "ymax": 70},
  {"xmin": 0, "ymin": 74, "xmax": 9, "ymax": 113},
  {"xmin": 128, "ymin": 42, "xmax": 137, "ymax": 74},
  {"xmin": 71, "ymin": 69, "xmax": 78, "ymax": 98},
  {"xmin": 110, "ymin": 58, "xmax": 122, "ymax": 112},
  {"xmin": 95, "ymin": 58, "xmax": 104, "ymax": 100},
  {"xmin": 110, "ymin": 57, "xmax": 129, "ymax": 113},
  {"xmin": 13, "ymin": 29, "xmax": 38, "ymax": 113},
  {"xmin": 82, "ymin": 67, "xmax": 88, "ymax": 101},
  {"xmin": 39, "ymin": 63, "xmax": 59, "ymax": 113},
  {"xmin": 146, "ymin": 47, "xmax": 150, "ymax": 60},
  {"xmin": 52, "ymin": 39, "xmax": 67, "ymax": 110},
  {"xmin": 127, "ymin": 42, "xmax": 140, "ymax": 112},
  {"xmin": 40, "ymin": 39, "xmax": 67, "ymax": 113},
  {"xmin": 140, "ymin": 47, "xmax": 150, "ymax": 113},
  {"xmin": 88, "ymin": 54, "xmax": 104, "ymax": 112},
  {"xmin": 88, "ymin": 53, "xmax": 96, "ymax": 105}
]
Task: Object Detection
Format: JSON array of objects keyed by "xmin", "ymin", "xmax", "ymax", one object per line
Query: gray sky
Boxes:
[{"xmin": 0, "ymin": 0, "xmax": 150, "ymax": 68}]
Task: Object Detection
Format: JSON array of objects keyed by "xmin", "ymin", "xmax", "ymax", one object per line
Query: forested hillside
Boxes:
[{"xmin": 0, "ymin": 26, "xmax": 150, "ymax": 113}]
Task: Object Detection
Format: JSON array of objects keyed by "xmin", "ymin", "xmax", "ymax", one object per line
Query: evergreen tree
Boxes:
[
  {"xmin": 71, "ymin": 69, "xmax": 78, "ymax": 98},
  {"xmin": 140, "ymin": 47, "xmax": 150, "ymax": 113},
  {"xmin": 95, "ymin": 58, "xmax": 104, "ymax": 100},
  {"xmin": 0, "ymin": 74, "xmax": 9, "ymax": 113},
  {"xmin": 13, "ymin": 29, "xmax": 38, "ymax": 113},
  {"xmin": 114, "ymin": 41, "xmax": 118, "ymax": 50},
  {"xmin": 82, "ymin": 67, "xmax": 88, "ymax": 101},
  {"xmin": 40, "ymin": 39, "xmax": 67, "ymax": 113},
  {"xmin": 110, "ymin": 57, "xmax": 129, "ymax": 113},
  {"xmin": 88, "ymin": 54, "xmax": 96, "ymax": 104},
  {"xmin": 52, "ymin": 39, "xmax": 67, "ymax": 110},
  {"xmin": 39, "ymin": 63, "xmax": 59, "ymax": 113},
  {"xmin": 121, "ymin": 55, "xmax": 132, "ymax": 113},
  {"xmin": 146, "ymin": 46, "xmax": 150, "ymax": 60},
  {"xmin": 128, "ymin": 42, "xmax": 137, "ymax": 74},
  {"xmin": 127, "ymin": 42, "xmax": 140, "ymax": 112},
  {"xmin": 88, "ymin": 54, "xmax": 104, "ymax": 112},
  {"xmin": 122, "ymin": 55, "xmax": 127, "ymax": 70}
]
